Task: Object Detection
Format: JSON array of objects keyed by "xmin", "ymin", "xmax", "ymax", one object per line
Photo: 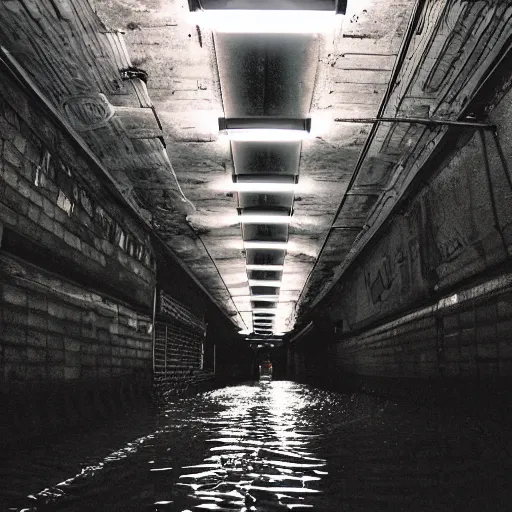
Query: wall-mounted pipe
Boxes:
[{"xmin": 334, "ymin": 117, "xmax": 495, "ymax": 129}]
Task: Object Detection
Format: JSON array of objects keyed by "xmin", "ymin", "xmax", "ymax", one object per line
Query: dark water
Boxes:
[{"xmin": 1, "ymin": 381, "xmax": 512, "ymax": 511}]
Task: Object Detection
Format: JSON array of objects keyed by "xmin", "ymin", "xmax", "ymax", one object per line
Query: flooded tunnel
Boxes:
[{"xmin": 1, "ymin": 0, "xmax": 512, "ymax": 510}]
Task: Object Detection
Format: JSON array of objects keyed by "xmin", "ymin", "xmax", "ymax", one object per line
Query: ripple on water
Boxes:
[
  {"xmin": 175, "ymin": 382, "xmax": 328, "ymax": 511},
  {"xmin": 3, "ymin": 381, "xmax": 511, "ymax": 511}
]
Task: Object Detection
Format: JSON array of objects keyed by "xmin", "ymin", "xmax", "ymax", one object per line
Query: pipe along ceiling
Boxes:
[{"xmin": 189, "ymin": 0, "xmax": 347, "ymax": 336}]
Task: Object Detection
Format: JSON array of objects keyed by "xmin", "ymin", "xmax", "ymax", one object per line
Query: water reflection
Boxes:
[
  {"xmin": 176, "ymin": 382, "xmax": 326, "ymax": 510},
  {"xmin": 2, "ymin": 381, "xmax": 512, "ymax": 511}
]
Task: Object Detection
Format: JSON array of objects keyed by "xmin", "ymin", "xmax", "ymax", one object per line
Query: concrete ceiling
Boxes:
[{"xmin": 1, "ymin": 0, "xmax": 509, "ymax": 335}]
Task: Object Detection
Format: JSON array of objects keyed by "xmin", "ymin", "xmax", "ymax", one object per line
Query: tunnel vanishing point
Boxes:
[{"xmin": 1, "ymin": 0, "xmax": 512, "ymax": 440}]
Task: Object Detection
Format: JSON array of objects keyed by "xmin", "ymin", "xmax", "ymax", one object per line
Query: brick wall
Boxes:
[
  {"xmin": 0, "ymin": 58, "xmax": 159, "ymax": 364},
  {"xmin": 0, "ymin": 65, "xmax": 156, "ymax": 309},
  {"xmin": 0, "ymin": 253, "xmax": 153, "ymax": 444},
  {"xmin": 0, "ymin": 55, "xmax": 158, "ymax": 437},
  {"xmin": 290, "ymin": 274, "xmax": 512, "ymax": 398},
  {"xmin": 1, "ymin": 254, "xmax": 152, "ymax": 384}
]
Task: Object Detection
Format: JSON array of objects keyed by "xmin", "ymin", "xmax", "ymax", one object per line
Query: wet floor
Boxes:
[{"xmin": 1, "ymin": 381, "xmax": 512, "ymax": 511}]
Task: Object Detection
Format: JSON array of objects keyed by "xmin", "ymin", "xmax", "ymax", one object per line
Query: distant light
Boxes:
[
  {"xmin": 244, "ymin": 241, "xmax": 288, "ymax": 250},
  {"xmin": 250, "ymin": 296, "xmax": 280, "ymax": 302},
  {"xmin": 249, "ymin": 280, "xmax": 282, "ymax": 287},
  {"xmin": 246, "ymin": 264, "xmax": 284, "ymax": 271},
  {"xmin": 193, "ymin": 10, "xmax": 339, "ymax": 34},
  {"xmin": 252, "ymin": 308, "xmax": 278, "ymax": 314},
  {"xmin": 239, "ymin": 213, "xmax": 292, "ymax": 224}
]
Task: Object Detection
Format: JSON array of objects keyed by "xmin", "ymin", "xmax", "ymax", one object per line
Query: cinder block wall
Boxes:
[{"xmin": 290, "ymin": 74, "xmax": 512, "ymax": 395}]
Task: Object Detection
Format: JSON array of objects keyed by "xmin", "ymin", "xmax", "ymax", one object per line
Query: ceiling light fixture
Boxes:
[
  {"xmin": 252, "ymin": 308, "xmax": 278, "ymax": 314},
  {"xmin": 239, "ymin": 213, "xmax": 292, "ymax": 224},
  {"xmin": 246, "ymin": 264, "xmax": 285, "ymax": 271},
  {"xmin": 234, "ymin": 183, "xmax": 297, "ymax": 193},
  {"xmin": 223, "ymin": 129, "xmax": 310, "ymax": 141},
  {"xmin": 190, "ymin": 9, "xmax": 343, "ymax": 34},
  {"xmin": 244, "ymin": 241, "xmax": 288, "ymax": 250},
  {"xmin": 249, "ymin": 280, "xmax": 282, "ymax": 287},
  {"xmin": 250, "ymin": 296, "xmax": 280, "ymax": 302},
  {"xmin": 219, "ymin": 117, "xmax": 311, "ymax": 142}
]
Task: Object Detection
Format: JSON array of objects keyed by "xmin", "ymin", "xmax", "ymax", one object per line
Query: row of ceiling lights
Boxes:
[{"xmin": 189, "ymin": 0, "xmax": 346, "ymax": 337}]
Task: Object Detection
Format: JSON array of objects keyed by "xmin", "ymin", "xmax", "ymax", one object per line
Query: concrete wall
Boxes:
[{"xmin": 290, "ymin": 72, "xmax": 512, "ymax": 395}]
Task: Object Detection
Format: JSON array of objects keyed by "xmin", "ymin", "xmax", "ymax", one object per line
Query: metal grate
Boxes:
[
  {"xmin": 158, "ymin": 291, "xmax": 206, "ymax": 331},
  {"xmin": 154, "ymin": 321, "xmax": 203, "ymax": 378}
]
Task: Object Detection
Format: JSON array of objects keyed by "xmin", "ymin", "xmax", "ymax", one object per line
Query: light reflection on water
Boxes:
[
  {"xmin": 1, "ymin": 381, "xmax": 512, "ymax": 511},
  {"xmin": 175, "ymin": 381, "xmax": 326, "ymax": 510}
]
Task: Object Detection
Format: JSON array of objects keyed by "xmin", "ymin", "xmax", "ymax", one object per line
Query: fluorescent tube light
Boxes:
[
  {"xmin": 249, "ymin": 280, "xmax": 282, "ymax": 287},
  {"xmin": 252, "ymin": 309, "xmax": 278, "ymax": 314},
  {"xmin": 250, "ymin": 296, "xmax": 280, "ymax": 302},
  {"xmin": 239, "ymin": 213, "xmax": 292, "ymax": 224},
  {"xmin": 219, "ymin": 117, "xmax": 311, "ymax": 142},
  {"xmin": 221, "ymin": 128, "xmax": 310, "ymax": 142},
  {"xmin": 244, "ymin": 241, "xmax": 288, "ymax": 250},
  {"xmin": 246, "ymin": 264, "xmax": 285, "ymax": 271},
  {"xmin": 234, "ymin": 182, "xmax": 297, "ymax": 193},
  {"xmin": 193, "ymin": 10, "xmax": 339, "ymax": 33}
]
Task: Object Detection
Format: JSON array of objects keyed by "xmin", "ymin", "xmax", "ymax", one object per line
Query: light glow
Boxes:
[
  {"xmin": 193, "ymin": 10, "xmax": 339, "ymax": 34},
  {"xmin": 249, "ymin": 280, "xmax": 282, "ymax": 287},
  {"xmin": 244, "ymin": 241, "xmax": 288, "ymax": 250},
  {"xmin": 252, "ymin": 309, "xmax": 278, "ymax": 314},
  {"xmin": 246, "ymin": 264, "xmax": 284, "ymax": 271},
  {"xmin": 250, "ymin": 296, "xmax": 280, "ymax": 302},
  {"xmin": 221, "ymin": 128, "xmax": 310, "ymax": 142}
]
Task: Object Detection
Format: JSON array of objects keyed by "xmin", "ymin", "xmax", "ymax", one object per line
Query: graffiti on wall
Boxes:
[{"xmin": 35, "ymin": 148, "xmax": 154, "ymax": 267}]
